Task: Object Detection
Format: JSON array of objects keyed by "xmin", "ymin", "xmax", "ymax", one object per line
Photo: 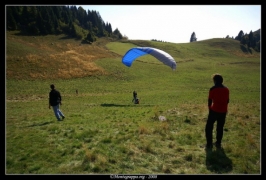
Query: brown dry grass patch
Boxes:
[{"xmin": 6, "ymin": 32, "xmax": 120, "ymax": 80}]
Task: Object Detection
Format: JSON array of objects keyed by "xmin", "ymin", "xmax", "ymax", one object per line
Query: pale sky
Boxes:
[{"xmin": 80, "ymin": 5, "xmax": 261, "ymax": 43}]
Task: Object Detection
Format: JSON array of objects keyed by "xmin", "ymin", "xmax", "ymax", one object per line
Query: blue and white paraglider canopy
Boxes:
[{"xmin": 122, "ymin": 47, "xmax": 177, "ymax": 70}]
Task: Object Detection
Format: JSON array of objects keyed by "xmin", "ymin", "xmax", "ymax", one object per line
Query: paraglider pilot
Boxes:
[{"xmin": 132, "ymin": 90, "xmax": 139, "ymax": 104}]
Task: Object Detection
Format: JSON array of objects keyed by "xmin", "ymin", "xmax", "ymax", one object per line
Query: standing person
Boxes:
[
  {"xmin": 49, "ymin": 84, "xmax": 65, "ymax": 121},
  {"xmin": 205, "ymin": 73, "xmax": 229, "ymax": 149}
]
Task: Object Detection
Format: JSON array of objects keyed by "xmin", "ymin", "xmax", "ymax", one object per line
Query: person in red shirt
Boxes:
[{"xmin": 205, "ymin": 73, "xmax": 229, "ymax": 149}]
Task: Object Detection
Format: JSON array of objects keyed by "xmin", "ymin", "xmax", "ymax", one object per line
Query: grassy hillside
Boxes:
[
  {"xmin": 6, "ymin": 31, "xmax": 259, "ymax": 81},
  {"xmin": 6, "ymin": 31, "xmax": 121, "ymax": 80},
  {"xmin": 6, "ymin": 31, "xmax": 260, "ymax": 174}
]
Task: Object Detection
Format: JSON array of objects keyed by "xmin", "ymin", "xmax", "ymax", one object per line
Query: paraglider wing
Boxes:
[
  {"xmin": 122, "ymin": 47, "xmax": 177, "ymax": 70},
  {"xmin": 121, "ymin": 48, "xmax": 148, "ymax": 67},
  {"xmin": 148, "ymin": 47, "xmax": 177, "ymax": 70}
]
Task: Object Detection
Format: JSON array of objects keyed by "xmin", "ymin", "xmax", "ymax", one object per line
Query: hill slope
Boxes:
[
  {"xmin": 6, "ymin": 31, "xmax": 260, "ymax": 80},
  {"xmin": 6, "ymin": 31, "xmax": 120, "ymax": 80}
]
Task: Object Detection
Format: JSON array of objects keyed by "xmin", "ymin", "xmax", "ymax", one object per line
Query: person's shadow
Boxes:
[{"xmin": 205, "ymin": 147, "xmax": 233, "ymax": 173}]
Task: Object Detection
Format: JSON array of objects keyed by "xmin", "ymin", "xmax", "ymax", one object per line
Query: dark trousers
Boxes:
[{"xmin": 205, "ymin": 109, "xmax": 226, "ymax": 145}]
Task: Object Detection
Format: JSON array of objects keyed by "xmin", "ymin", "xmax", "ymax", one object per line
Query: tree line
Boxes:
[
  {"xmin": 6, "ymin": 5, "xmax": 125, "ymax": 43},
  {"xmin": 190, "ymin": 30, "xmax": 260, "ymax": 52},
  {"xmin": 232, "ymin": 30, "xmax": 260, "ymax": 52},
  {"xmin": 6, "ymin": 5, "xmax": 260, "ymax": 52}
]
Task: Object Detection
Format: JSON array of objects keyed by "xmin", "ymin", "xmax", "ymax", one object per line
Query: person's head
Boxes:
[
  {"xmin": 212, "ymin": 73, "xmax": 223, "ymax": 84},
  {"xmin": 50, "ymin": 84, "xmax": 55, "ymax": 89}
]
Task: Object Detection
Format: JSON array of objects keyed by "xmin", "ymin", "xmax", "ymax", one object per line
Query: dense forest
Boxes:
[
  {"xmin": 6, "ymin": 5, "xmax": 260, "ymax": 52},
  {"xmin": 6, "ymin": 5, "xmax": 125, "ymax": 43}
]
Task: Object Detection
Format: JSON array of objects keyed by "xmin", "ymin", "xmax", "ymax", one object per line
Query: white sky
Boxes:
[{"xmin": 79, "ymin": 5, "xmax": 261, "ymax": 43}]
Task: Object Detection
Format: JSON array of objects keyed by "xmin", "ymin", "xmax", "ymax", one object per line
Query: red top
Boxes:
[{"xmin": 208, "ymin": 84, "xmax": 229, "ymax": 113}]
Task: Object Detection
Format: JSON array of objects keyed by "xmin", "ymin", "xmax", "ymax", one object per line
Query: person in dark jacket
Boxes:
[
  {"xmin": 205, "ymin": 73, "xmax": 229, "ymax": 149},
  {"xmin": 132, "ymin": 90, "xmax": 139, "ymax": 104},
  {"xmin": 49, "ymin": 84, "xmax": 65, "ymax": 121}
]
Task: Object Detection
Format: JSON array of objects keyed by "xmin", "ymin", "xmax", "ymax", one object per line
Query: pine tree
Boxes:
[
  {"xmin": 235, "ymin": 30, "xmax": 244, "ymax": 41},
  {"xmin": 190, "ymin": 32, "xmax": 197, "ymax": 42}
]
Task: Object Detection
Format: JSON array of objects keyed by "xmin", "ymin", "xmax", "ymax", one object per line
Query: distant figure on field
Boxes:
[
  {"xmin": 76, "ymin": 89, "xmax": 78, "ymax": 95},
  {"xmin": 49, "ymin": 84, "xmax": 65, "ymax": 121},
  {"xmin": 132, "ymin": 90, "xmax": 139, "ymax": 104},
  {"xmin": 205, "ymin": 73, "xmax": 229, "ymax": 149}
]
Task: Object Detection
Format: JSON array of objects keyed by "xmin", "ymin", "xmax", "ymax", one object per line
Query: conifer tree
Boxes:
[{"xmin": 190, "ymin": 32, "xmax": 197, "ymax": 42}]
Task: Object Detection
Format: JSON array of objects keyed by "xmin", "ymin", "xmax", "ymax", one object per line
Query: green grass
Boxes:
[{"xmin": 6, "ymin": 31, "xmax": 260, "ymax": 174}]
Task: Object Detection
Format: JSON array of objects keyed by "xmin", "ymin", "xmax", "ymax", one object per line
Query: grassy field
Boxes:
[{"xmin": 6, "ymin": 31, "xmax": 260, "ymax": 175}]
